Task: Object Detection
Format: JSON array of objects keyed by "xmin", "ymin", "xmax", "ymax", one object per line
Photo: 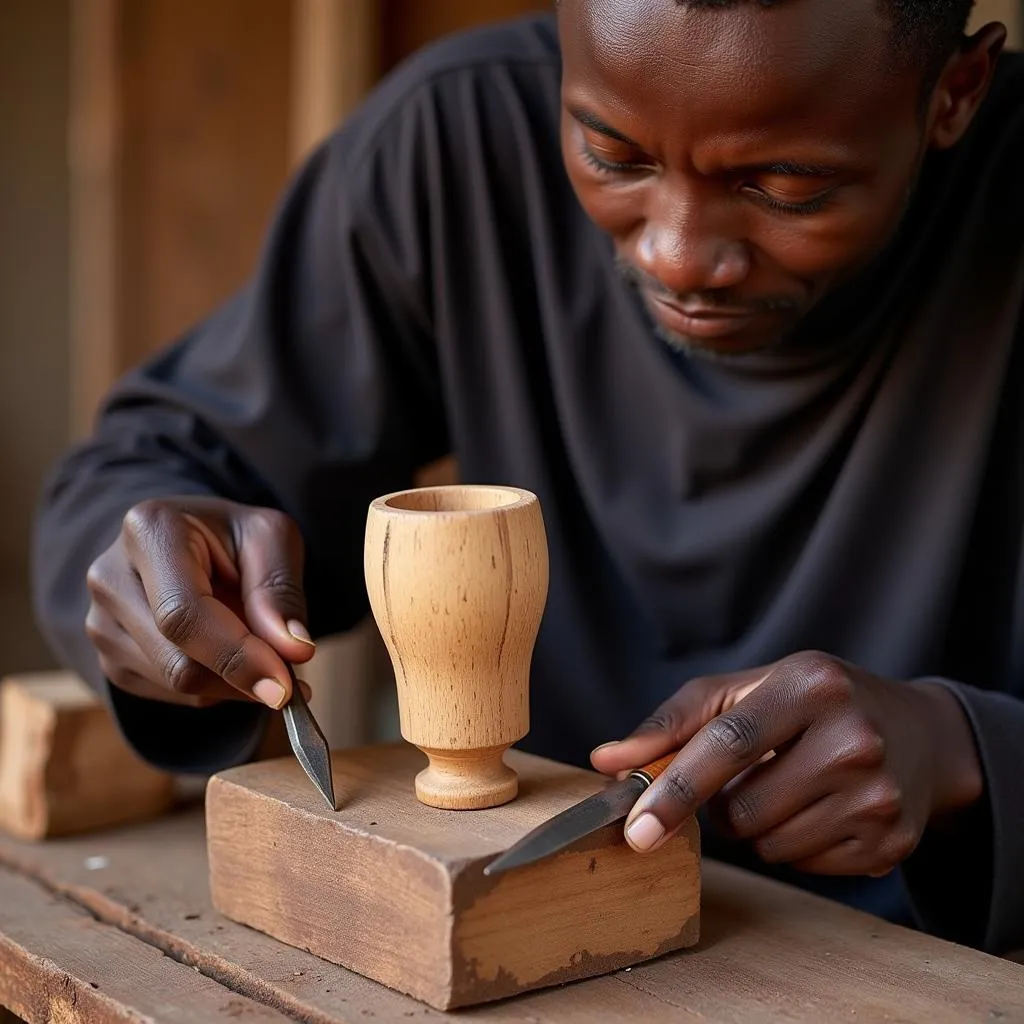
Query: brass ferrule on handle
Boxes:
[{"xmin": 627, "ymin": 751, "xmax": 680, "ymax": 788}]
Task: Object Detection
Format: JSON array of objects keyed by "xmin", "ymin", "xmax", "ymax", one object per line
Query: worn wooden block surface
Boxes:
[
  {"xmin": 206, "ymin": 743, "xmax": 701, "ymax": 1010},
  {"xmin": 0, "ymin": 672, "xmax": 176, "ymax": 840}
]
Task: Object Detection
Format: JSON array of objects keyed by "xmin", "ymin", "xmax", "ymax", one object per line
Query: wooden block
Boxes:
[
  {"xmin": 207, "ymin": 742, "xmax": 700, "ymax": 1011},
  {"xmin": 0, "ymin": 672, "xmax": 176, "ymax": 840}
]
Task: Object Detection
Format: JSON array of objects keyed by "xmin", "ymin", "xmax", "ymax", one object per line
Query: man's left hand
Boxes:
[{"xmin": 591, "ymin": 652, "xmax": 984, "ymax": 877}]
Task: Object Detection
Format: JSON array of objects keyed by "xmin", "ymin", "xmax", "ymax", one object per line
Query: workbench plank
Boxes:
[
  {"xmin": 0, "ymin": 865, "xmax": 291, "ymax": 1024},
  {"xmin": 1, "ymin": 807, "xmax": 1022, "ymax": 1023}
]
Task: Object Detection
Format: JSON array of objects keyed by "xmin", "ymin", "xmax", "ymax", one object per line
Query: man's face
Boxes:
[{"xmin": 559, "ymin": 0, "xmax": 942, "ymax": 356}]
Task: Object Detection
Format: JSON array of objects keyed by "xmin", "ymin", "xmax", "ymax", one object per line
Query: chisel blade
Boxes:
[
  {"xmin": 280, "ymin": 667, "xmax": 336, "ymax": 811},
  {"xmin": 483, "ymin": 774, "xmax": 647, "ymax": 876}
]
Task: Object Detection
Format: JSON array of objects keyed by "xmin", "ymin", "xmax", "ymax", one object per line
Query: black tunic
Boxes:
[{"xmin": 30, "ymin": 15, "xmax": 1024, "ymax": 955}]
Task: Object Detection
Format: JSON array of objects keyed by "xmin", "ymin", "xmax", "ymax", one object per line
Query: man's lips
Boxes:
[{"xmin": 649, "ymin": 294, "xmax": 762, "ymax": 341}]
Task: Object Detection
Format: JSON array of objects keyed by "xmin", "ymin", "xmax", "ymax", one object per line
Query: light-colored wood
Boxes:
[
  {"xmin": 290, "ymin": 0, "xmax": 379, "ymax": 164},
  {"xmin": 0, "ymin": 864, "xmax": 289, "ymax": 1024},
  {"xmin": 0, "ymin": 1, "xmax": 76, "ymax": 675},
  {"xmin": 1, "ymin": 806, "xmax": 1022, "ymax": 1022},
  {"xmin": 0, "ymin": 672, "xmax": 175, "ymax": 840},
  {"xmin": 363, "ymin": 486, "xmax": 549, "ymax": 809},
  {"xmin": 67, "ymin": 0, "xmax": 294, "ymax": 436},
  {"xmin": 206, "ymin": 743, "xmax": 700, "ymax": 1010},
  {"xmin": 69, "ymin": 0, "xmax": 119, "ymax": 439},
  {"xmin": 118, "ymin": 0, "xmax": 293, "ymax": 372},
  {"xmin": 380, "ymin": 0, "xmax": 549, "ymax": 73}
]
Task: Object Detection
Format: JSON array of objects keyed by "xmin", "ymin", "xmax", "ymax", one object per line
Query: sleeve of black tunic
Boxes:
[
  {"xmin": 902, "ymin": 679, "xmax": 1024, "ymax": 959},
  {"xmin": 29, "ymin": 72, "xmax": 449, "ymax": 775}
]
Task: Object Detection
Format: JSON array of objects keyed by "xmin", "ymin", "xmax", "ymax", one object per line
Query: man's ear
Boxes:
[{"xmin": 927, "ymin": 22, "xmax": 1007, "ymax": 151}]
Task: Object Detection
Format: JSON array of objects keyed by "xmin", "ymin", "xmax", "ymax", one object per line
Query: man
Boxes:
[{"xmin": 31, "ymin": 0, "xmax": 1024, "ymax": 956}]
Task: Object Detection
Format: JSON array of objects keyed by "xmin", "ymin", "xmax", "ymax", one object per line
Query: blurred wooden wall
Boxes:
[
  {"xmin": 0, "ymin": 0, "xmax": 71, "ymax": 675},
  {"xmin": 69, "ymin": 0, "xmax": 549, "ymax": 438}
]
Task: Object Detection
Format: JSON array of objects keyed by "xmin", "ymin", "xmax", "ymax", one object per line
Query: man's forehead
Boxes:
[{"xmin": 560, "ymin": 0, "xmax": 901, "ymax": 133}]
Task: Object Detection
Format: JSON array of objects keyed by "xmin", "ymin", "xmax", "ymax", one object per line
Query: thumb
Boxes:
[
  {"xmin": 590, "ymin": 667, "xmax": 772, "ymax": 777},
  {"xmin": 236, "ymin": 508, "xmax": 317, "ymax": 664}
]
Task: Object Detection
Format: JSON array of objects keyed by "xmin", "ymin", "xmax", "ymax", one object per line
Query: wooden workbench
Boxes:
[{"xmin": 1, "ymin": 803, "xmax": 1022, "ymax": 1023}]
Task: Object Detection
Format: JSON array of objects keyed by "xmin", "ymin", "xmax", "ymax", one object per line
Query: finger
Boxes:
[
  {"xmin": 86, "ymin": 600, "xmax": 157, "ymax": 680},
  {"xmin": 88, "ymin": 603, "xmax": 222, "ymax": 707},
  {"xmin": 622, "ymin": 666, "xmax": 817, "ymax": 852},
  {"xmin": 748, "ymin": 793, "xmax": 852, "ymax": 865},
  {"xmin": 790, "ymin": 824, "xmax": 918, "ymax": 877},
  {"xmin": 767, "ymin": 788, "xmax": 917, "ymax": 875},
  {"xmin": 794, "ymin": 841, "xmax": 880, "ymax": 875},
  {"xmin": 88, "ymin": 570, "xmax": 243, "ymax": 705},
  {"xmin": 104, "ymin": 666, "xmax": 224, "ymax": 708},
  {"xmin": 123, "ymin": 504, "xmax": 294, "ymax": 708},
  {"xmin": 591, "ymin": 666, "xmax": 773, "ymax": 776},
  {"xmin": 236, "ymin": 508, "xmax": 316, "ymax": 663},
  {"xmin": 707, "ymin": 722, "xmax": 872, "ymax": 840}
]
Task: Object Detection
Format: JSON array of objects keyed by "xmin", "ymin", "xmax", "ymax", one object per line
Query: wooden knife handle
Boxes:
[{"xmin": 628, "ymin": 751, "xmax": 681, "ymax": 787}]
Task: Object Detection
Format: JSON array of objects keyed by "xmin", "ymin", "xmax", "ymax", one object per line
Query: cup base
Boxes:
[{"xmin": 414, "ymin": 745, "xmax": 519, "ymax": 810}]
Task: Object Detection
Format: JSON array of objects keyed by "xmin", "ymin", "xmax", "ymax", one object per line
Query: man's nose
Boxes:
[{"xmin": 633, "ymin": 186, "xmax": 751, "ymax": 296}]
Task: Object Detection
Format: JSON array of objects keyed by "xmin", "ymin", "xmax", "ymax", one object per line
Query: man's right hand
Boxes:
[{"xmin": 85, "ymin": 497, "xmax": 317, "ymax": 709}]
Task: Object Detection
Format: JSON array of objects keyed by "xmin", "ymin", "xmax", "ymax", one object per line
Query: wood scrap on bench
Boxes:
[{"xmin": 0, "ymin": 671, "xmax": 175, "ymax": 840}]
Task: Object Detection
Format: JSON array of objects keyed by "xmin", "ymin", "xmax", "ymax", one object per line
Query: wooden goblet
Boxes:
[{"xmin": 364, "ymin": 485, "xmax": 548, "ymax": 809}]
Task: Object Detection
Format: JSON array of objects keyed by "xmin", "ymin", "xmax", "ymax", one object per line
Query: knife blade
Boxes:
[
  {"xmin": 280, "ymin": 665, "xmax": 337, "ymax": 811},
  {"xmin": 483, "ymin": 750, "xmax": 679, "ymax": 876}
]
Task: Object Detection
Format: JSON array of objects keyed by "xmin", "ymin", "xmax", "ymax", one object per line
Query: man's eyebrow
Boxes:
[{"xmin": 569, "ymin": 107, "xmax": 639, "ymax": 146}]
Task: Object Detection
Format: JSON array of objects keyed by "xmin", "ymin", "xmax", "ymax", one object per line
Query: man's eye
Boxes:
[
  {"xmin": 576, "ymin": 132, "xmax": 651, "ymax": 175},
  {"xmin": 580, "ymin": 143, "xmax": 638, "ymax": 173},
  {"xmin": 742, "ymin": 184, "xmax": 836, "ymax": 216}
]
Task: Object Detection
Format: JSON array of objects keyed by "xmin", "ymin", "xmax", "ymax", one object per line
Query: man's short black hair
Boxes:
[
  {"xmin": 674, "ymin": 1, "xmax": 977, "ymax": 91},
  {"xmin": 557, "ymin": 1, "xmax": 978, "ymax": 96}
]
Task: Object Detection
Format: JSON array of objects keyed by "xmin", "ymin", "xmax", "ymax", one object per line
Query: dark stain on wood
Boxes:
[
  {"xmin": 380, "ymin": 522, "xmax": 407, "ymax": 687},
  {"xmin": 494, "ymin": 515, "xmax": 513, "ymax": 671}
]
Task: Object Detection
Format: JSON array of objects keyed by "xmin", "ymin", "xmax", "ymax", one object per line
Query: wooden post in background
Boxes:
[
  {"xmin": 290, "ymin": 0, "xmax": 379, "ymax": 163},
  {"xmin": 69, "ymin": 0, "xmax": 119, "ymax": 440},
  {"xmin": 69, "ymin": 0, "xmax": 294, "ymax": 439}
]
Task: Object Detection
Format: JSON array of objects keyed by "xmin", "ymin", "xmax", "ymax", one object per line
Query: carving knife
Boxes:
[
  {"xmin": 483, "ymin": 751, "xmax": 679, "ymax": 876},
  {"xmin": 281, "ymin": 665, "xmax": 337, "ymax": 811}
]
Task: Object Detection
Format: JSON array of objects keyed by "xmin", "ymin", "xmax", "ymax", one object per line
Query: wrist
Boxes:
[{"xmin": 910, "ymin": 680, "xmax": 984, "ymax": 818}]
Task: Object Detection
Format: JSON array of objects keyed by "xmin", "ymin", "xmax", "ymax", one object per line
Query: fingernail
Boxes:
[
  {"xmin": 287, "ymin": 620, "xmax": 315, "ymax": 648},
  {"xmin": 253, "ymin": 677, "xmax": 288, "ymax": 709},
  {"xmin": 625, "ymin": 812, "xmax": 665, "ymax": 852},
  {"xmin": 591, "ymin": 741, "xmax": 620, "ymax": 755}
]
